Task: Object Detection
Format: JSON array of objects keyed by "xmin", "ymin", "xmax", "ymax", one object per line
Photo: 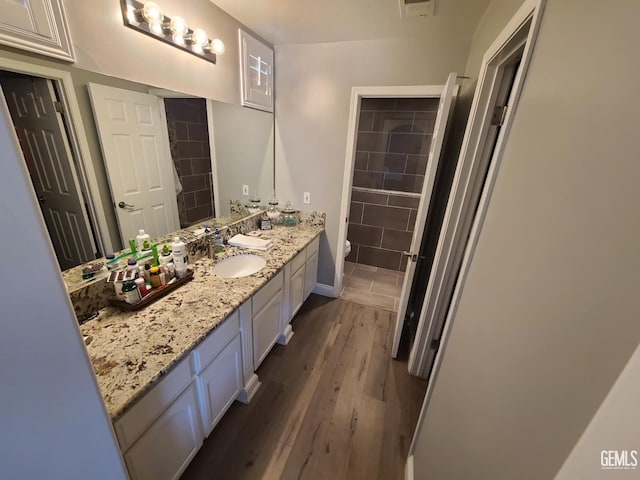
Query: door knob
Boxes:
[
  {"xmin": 37, "ymin": 195, "xmax": 46, "ymax": 204},
  {"xmin": 118, "ymin": 201, "xmax": 135, "ymax": 209}
]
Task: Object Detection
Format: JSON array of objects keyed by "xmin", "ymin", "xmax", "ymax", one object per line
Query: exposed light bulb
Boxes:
[
  {"xmin": 126, "ymin": 5, "xmax": 138, "ymax": 24},
  {"xmin": 142, "ymin": 2, "xmax": 163, "ymax": 23},
  {"xmin": 190, "ymin": 28, "xmax": 208, "ymax": 47},
  {"xmin": 172, "ymin": 33, "xmax": 185, "ymax": 46},
  {"xmin": 169, "ymin": 16, "xmax": 187, "ymax": 36},
  {"xmin": 209, "ymin": 38, "xmax": 225, "ymax": 55},
  {"xmin": 149, "ymin": 20, "xmax": 163, "ymax": 35}
]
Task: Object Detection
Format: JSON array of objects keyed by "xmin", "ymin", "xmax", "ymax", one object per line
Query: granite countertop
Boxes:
[{"xmin": 80, "ymin": 224, "xmax": 323, "ymax": 421}]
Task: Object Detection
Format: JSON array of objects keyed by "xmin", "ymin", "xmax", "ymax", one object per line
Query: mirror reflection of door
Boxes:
[
  {"xmin": 87, "ymin": 83, "xmax": 181, "ymax": 246},
  {"xmin": 0, "ymin": 73, "xmax": 97, "ymax": 270}
]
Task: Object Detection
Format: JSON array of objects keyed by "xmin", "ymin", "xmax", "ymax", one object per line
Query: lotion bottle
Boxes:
[{"xmin": 171, "ymin": 236, "xmax": 188, "ymax": 278}]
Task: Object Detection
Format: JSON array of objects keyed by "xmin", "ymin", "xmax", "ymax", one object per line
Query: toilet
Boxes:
[{"xmin": 345, "ymin": 240, "xmax": 351, "ymax": 257}]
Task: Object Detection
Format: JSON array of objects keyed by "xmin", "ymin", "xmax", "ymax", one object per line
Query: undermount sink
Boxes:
[{"xmin": 212, "ymin": 254, "xmax": 267, "ymax": 278}]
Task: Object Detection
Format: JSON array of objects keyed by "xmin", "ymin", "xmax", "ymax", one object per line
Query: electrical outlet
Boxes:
[
  {"xmin": 242, "ymin": 185, "xmax": 249, "ymax": 196},
  {"xmin": 303, "ymin": 192, "xmax": 311, "ymax": 204}
]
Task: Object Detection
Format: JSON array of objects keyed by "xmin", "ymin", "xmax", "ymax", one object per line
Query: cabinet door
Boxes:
[
  {"xmin": 253, "ymin": 291, "xmax": 283, "ymax": 368},
  {"xmin": 0, "ymin": 0, "xmax": 75, "ymax": 61},
  {"xmin": 239, "ymin": 30, "xmax": 273, "ymax": 112},
  {"xmin": 124, "ymin": 382, "xmax": 203, "ymax": 480},
  {"xmin": 198, "ymin": 334, "xmax": 243, "ymax": 437},
  {"xmin": 304, "ymin": 251, "xmax": 318, "ymax": 300},
  {"xmin": 290, "ymin": 264, "xmax": 305, "ymax": 320}
]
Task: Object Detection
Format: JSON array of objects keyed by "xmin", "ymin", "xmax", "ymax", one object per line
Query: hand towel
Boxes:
[{"xmin": 228, "ymin": 234, "xmax": 273, "ymax": 251}]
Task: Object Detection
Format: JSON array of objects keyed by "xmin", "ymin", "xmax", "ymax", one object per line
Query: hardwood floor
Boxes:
[{"xmin": 181, "ymin": 295, "xmax": 427, "ymax": 480}]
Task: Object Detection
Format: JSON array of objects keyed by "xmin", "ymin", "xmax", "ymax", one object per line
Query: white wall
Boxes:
[
  {"xmin": 275, "ymin": 35, "xmax": 473, "ymax": 285},
  {"xmin": 0, "ymin": 93, "xmax": 126, "ymax": 478},
  {"xmin": 412, "ymin": 1, "xmax": 640, "ymax": 479},
  {"xmin": 211, "ymin": 100, "xmax": 274, "ymax": 215},
  {"xmin": 555, "ymin": 343, "xmax": 640, "ymax": 479}
]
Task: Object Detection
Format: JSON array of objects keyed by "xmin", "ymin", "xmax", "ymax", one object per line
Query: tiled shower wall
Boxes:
[
  {"xmin": 347, "ymin": 97, "xmax": 438, "ymax": 271},
  {"xmin": 164, "ymin": 98, "xmax": 214, "ymax": 227}
]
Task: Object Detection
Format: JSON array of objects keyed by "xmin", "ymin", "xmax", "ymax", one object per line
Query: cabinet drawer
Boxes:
[
  {"xmin": 115, "ymin": 356, "xmax": 193, "ymax": 452},
  {"xmin": 192, "ymin": 310, "xmax": 240, "ymax": 372},
  {"xmin": 291, "ymin": 250, "xmax": 306, "ymax": 273},
  {"xmin": 253, "ymin": 270, "xmax": 283, "ymax": 314},
  {"xmin": 306, "ymin": 236, "xmax": 319, "ymax": 259}
]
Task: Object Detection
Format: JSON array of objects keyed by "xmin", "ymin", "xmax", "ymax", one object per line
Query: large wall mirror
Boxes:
[{"xmin": 0, "ymin": 61, "xmax": 274, "ymax": 276}]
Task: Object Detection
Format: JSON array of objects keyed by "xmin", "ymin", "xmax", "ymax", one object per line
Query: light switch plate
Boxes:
[
  {"xmin": 242, "ymin": 185, "xmax": 249, "ymax": 196},
  {"xmin": 303, "ymin": 192, "xmax": 311, "ymax": 204}
]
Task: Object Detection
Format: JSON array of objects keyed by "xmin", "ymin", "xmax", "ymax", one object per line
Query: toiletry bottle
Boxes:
[
  {"xmin": 151, "ymin": 243, "xmax": 159, "ymax": 266},
  {"xmin": 213, "ymin": 228, "xmax": 224, "ymax": 253},
  {"xmin": 171, "ymin": 236, "xmax": 188, "ymax": 278},
  {"xmin": 129, "ymin": 238, "xmax": 137, "ymax": 254},
  {"xmin": 127, "ymin": 258, "xmax": 138, "ymax": 274},
  {"xmin": 166, "ymin": 262, "xmax": 175, "ymax": 280},
  {"xmin": 122, "ymin": 280, "xmax": 141, "ymax": 304},
  {"xmin": 143, "ymin": 263, "xmax": 151, "ymax": 283},
  {"xmin": 135, "ymin": 277, "xmax": 147, "ymax": 297},
  {"xmin": 136, "ymin": 229, "xmax": 151, "ymax": 252},
  {"xmin": 149, "ymin": 266, "xmax": 162, "ymax": 288},
  {"xmin": 160, "ymin": 243, "xmax": 173, "ymax": 266},
  {"xmin": 106, "ymin": 253, "xmax": 118, "ymax": 271}
]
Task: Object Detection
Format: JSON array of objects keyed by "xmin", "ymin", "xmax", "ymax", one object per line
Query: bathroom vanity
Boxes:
[{"xmin": 78, "ymin": 218, "xmax": 323, "ymax": 480}]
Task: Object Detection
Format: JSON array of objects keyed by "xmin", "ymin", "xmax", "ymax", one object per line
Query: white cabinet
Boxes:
[
  {"xmin": 192, "ymin": 310, "xmax": 243, "ymax": 437},
  {"xmin": 122, "ymin": 383, "xmax": 202, "ymax": 480},
  {"xmin": 252, "ymin": 271, "xmax": 283, "ymax": 368},
  {"xmin": 196, "ymin": 334, "xmax": 242, "ymax": 437},
  {"xmin": 0, "ymin": 0, "xmax": 75, "ymax": 61},
  {"xmin": 239, "ymin": 30, "xmax": 273, "ymax": 112},
  {"xmin": 114, "ymin": 353, "xmax": 203, "ymax": 480},
  {"xmin": 289, "ymin": 252, "xmax": 306, "ymax": 320},
  {"xmin": 115, "ymin": 312, "xmax": 245, "ymax": 480},
  {"xmin": 304, "ymin": 237, "xmax": 319, "ymax": 300}
]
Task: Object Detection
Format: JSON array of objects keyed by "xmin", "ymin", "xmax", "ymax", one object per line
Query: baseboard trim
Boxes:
[
  {"xmin": 405, "ymin": 454, "xmax": 414, "ymax": 480},
  {"xmin": 237, "ymin": 374, "xmax": 261, "ymax": 404},
  {"xmin": 277, "ymin": 325, "xmax": 294, "ymax": 345},
  {"xmin": 312, "ymin": 283, "xmax": 337, "ymax": 298}
]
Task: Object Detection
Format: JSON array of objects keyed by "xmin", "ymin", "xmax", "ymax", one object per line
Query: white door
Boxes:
[
  {"xmin": 1, "ymin": 77, "xmax": 96, "ymax": 270},
  {"xmin": 391, "ymin": 73, "xmax": 458, "ymax": 358},
  {"xmin": 88, "ymin": 84, "xmax": 179, "ymax": 246}
]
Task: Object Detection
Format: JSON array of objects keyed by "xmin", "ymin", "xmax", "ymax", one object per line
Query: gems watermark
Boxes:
[{"xmin": 601, "ymin": 450, "xmax": 638, "ymax": 470}]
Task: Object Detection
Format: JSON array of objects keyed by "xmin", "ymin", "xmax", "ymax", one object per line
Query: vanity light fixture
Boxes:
[{"xmin": 120, "ymin": 0, "xmax": 225, "ymax": 64}]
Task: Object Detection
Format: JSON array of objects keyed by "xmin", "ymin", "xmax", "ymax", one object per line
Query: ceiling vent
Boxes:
[{"xmin": 399, "ymin": 0, "xmax": 435, "ymax": 18}]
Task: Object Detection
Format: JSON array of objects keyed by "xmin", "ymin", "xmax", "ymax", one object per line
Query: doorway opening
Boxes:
[
  {"xmin": 341, "ymin": 96, "xmax": 440, "ymax": 312},
  {"xmin": 0, "ymin": 71, "xmax": 99, "ymax": 270}
]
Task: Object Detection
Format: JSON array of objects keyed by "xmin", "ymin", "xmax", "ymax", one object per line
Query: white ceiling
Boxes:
[{"xmin": 210, "ymin": 0, "xmax": 490, "ymax": 45}]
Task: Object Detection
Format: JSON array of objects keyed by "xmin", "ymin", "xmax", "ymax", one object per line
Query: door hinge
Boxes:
[
  {"xmin": 491, "ymin": 105, "xmax": 508, "ymax": 126},
  {"xmin": 402, "ymin": 250, "xmax": 425, "ymax": 262},
  {"xmin": 54, "ymin": 101, "xmax": 64, "ymax": 113},
  {"xmin": 430, "ymin": 338, "xmax": 440, "ymax": 351}
]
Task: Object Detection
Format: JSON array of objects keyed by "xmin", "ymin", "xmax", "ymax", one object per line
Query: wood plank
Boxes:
[
  {"xmin": 294, "ymin": 303, "xmax": 379, "ymax": 479},
  {"xmin": 345, "ymin": 395, "xmax": 386, "ymax": 480},
  {"xmin": 180, "ymin": 295, "xmax": 427, "ymax": 480}
]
